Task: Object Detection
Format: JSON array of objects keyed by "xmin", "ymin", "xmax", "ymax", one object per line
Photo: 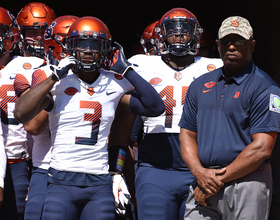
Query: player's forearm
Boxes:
[
  {"xmin": 218, "ymin": 132, "xmax": 276, "ymax": 183},
  {"xmin": 14, "ymin": 74, "xmax": 56, "ymax": 123},
  {"xmin": 23, "ymin": 110, "xmax": 49, "ymax": 135}
]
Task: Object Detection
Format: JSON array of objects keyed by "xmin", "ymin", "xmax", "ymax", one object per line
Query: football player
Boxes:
[
  {"xmin": 0, "ymin": 6, "xmax": 25, "ymax": 219},
  {"xmin": 14, "ymin": 15, "xmax": 78, "ymax": 220},
  {"xmin": 0, "ymin": 3, "xmax": 55, "ymax": 219},
  {"xmin": 126, "ymin": 8, "xmax": 224, "ymax": 220},
  {"xmin": 14, "ymin": 16, "xmax": 164, "ymax": 219}
]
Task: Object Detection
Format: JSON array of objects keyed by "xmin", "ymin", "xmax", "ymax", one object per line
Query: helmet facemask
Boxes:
[
  {"xmin": 140, "ymin": 37, "xmax": 158, "ymax": 55},
  {"xmin": 160, "ymin": 18, "xmax": 202, "ymax": 56},
  {"xmin": 67, "ymin": 36, "xmax": 110, "ymax": 72},
  {"xmin": 45, "ymin": 33, "xmax": 67, "ymax": 66},
  {"xmin": 19, "ymin": 26, "xmax": 47, "ymax": 57}
]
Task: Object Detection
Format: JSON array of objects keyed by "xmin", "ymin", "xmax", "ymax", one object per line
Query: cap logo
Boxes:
[{"xmin": 231, "ymin": 20, "xmax": 239, "ymax": 27}]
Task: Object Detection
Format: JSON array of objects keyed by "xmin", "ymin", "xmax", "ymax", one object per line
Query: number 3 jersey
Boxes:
[
  {"xmin": 128, "ymin": 54, "xmax": 223, "ymax": 169},
  {"xmin": 31, "ymin": 67, "xmax": 133, "ymax": 175}
]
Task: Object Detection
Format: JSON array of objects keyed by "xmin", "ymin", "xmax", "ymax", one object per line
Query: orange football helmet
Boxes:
[
  {"xmin": 44, "ymin": 15, "xmax": 79, "ymax": 65},
  {"xmin": 66, "ymin": 16, "xmax": 112, "ymax": 72},
  {"xmin": 140, "ymin": 20, "xmax": 159, "ymax": 55},
  {"xmin": 0, "ymin": 7, "xmax": 19, "ymax": 54},
  {"xmin": 17, "ymin": 2, "xmax": 56, "ymax": 56},
  {"xmin": 156, "ymin": 8, "xmax": 203, "ymax": 56}
]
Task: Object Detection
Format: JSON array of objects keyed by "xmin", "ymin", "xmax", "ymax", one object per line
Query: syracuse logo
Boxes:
[
  {"xmin": 231, "ymin": 19, "xmax": 239, "ymax": 27},
  {"xmin": 207, "ymin": 64, "xmax": 216, "ymax": 72},
  {"xmin": 114, "ymin": 74, "xmax": 123, "ymax": 80},
  {"xmin": 234, "ymin": 91, "xmax": 240, "ymax": 98},
  {"xmin": 64, "ymin": 87, "xmax": 78, "ymax": 95},
  {"xmin": 174, "ymin": 72, "xmax": 182, "ymax": 81},
  {"xmin": 204, "ymin": 81, "xmax": 216, "ymax": 88},
  {"xmin": 149, "ymin": 77, "xmax": 162, "ymax": 85},
  {"xmin": 203, "ymin": 81, "xmax": 216, "ymax": 94},
  {"xmin": 23, "ymin": 63, "xmax": 32, "ymax": 70}
]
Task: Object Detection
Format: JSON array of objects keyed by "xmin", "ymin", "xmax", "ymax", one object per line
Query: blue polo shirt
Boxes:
[{"xmin": 179, "ymin": 61, "xmax": 280, "ymax": 167}]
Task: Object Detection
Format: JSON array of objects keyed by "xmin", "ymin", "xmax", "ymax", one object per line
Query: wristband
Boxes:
[{"xmin": 108, "ymin": 145, "xmax": 127, "ymax": 175}]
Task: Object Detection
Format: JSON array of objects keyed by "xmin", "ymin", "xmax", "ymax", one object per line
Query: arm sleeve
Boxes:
[
  {"xmin": 124, "ymin": 69, "xmax": 165, "ymax": 117},
  {"xmin": 130, "ymin": 116, "xmax": 143, "ymax": 142}
]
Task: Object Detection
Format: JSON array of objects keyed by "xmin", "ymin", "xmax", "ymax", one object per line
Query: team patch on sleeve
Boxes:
[{"xmin": 269, "ymin": 94, "xmax": 280, "ymax": 113}]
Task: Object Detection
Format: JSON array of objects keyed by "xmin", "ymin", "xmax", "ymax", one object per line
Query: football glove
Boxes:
[
  {"xmin": 50, "ymin": 56, "xmax": 76, "ymax": 80},
  {"xmin": 104, "ymin": 42, "xmax": 132, "ymax": 76},
  {"xmin": 112, "ymin": 174, "xmax": 131, "ymax": 216}
]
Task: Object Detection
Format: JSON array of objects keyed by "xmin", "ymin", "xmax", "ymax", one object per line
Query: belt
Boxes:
[{"xmin": 7, "ymin": 158, "xmax": 27, "ymax": 164}]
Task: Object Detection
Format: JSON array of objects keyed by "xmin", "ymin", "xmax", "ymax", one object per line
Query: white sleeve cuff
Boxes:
[{"xmin": 0, "ymin": 177, "xmax": 4, "ymax": 189}]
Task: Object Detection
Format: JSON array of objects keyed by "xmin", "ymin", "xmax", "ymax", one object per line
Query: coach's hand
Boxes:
[
  {"xmin": 50, "ymin": 56, "xmax": 76, "ymax": 80},
  {"xmin": 112, "ymin": 174, "xmax": 131, "ymax": 216}
]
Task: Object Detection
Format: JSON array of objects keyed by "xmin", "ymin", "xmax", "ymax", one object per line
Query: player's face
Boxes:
[
  {"xmin": 25, "ymin": 28, "xmax": 45, "ymax": 42},
  {"xmin": 166, "ymin": 21, "xmax": 193, "ymax": 45},
  {"xmin": 217, "ymin": 34, "xmax": 255, "ymax": 76},
  {"xmin": 75, "ymin": 40, "xmax": 101, "ymax": 63}
]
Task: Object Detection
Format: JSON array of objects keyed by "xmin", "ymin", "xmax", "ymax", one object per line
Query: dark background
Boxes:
[
  {"xmin": 2, "ymin": 0, "xmax": 280, "ymax": 81},
  {"xmin": 2, "ymin": 1, "xmax": 280, "ymax": 219}
]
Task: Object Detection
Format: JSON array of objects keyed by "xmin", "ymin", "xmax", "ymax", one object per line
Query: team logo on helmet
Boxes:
[
  {"xmin": 44, "ymin": 21, "xmax": 56, "ymax": 40},
  {"xmin": 33, "ymin": 22, "xmax": 48, "ymax": 27},
  {"xmin": 8, "ymin": 11, "xmax": 18, "ymax": 29}
]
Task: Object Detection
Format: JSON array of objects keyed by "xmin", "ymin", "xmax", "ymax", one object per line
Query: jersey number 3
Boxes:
[{"xmin": 75, "ymin": 101, "xmax": 102, "ymax": 145}]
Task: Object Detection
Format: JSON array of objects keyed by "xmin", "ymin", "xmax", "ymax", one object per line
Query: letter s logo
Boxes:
[{"xmin": 231, "ymin": 20, "xmax": 239, "ymax": 27}]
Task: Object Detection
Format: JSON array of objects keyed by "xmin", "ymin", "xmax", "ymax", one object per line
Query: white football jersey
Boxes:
[
  {"xmin": 129, "ymin": 55, "xmax": 223, "ymax": 133},
  {"xmin": 0, "ymin": 56, "xmax": 44, "ymax": 159},
  {"xmin": 32, "ymin": 67, "xmax": 133, "ymax": 174},
  {"xmin": 14, "ymin": 59, "xmax": 51, "ymax": 169}
]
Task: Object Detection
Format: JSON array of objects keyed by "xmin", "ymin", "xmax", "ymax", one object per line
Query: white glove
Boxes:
[
  {"xmin": 112, "ymin": 174, "xmax": 131, "ymax": 216},
  {"xmin": 50, "ymin": 56, "xmax": 76, "ymax": 80}
]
